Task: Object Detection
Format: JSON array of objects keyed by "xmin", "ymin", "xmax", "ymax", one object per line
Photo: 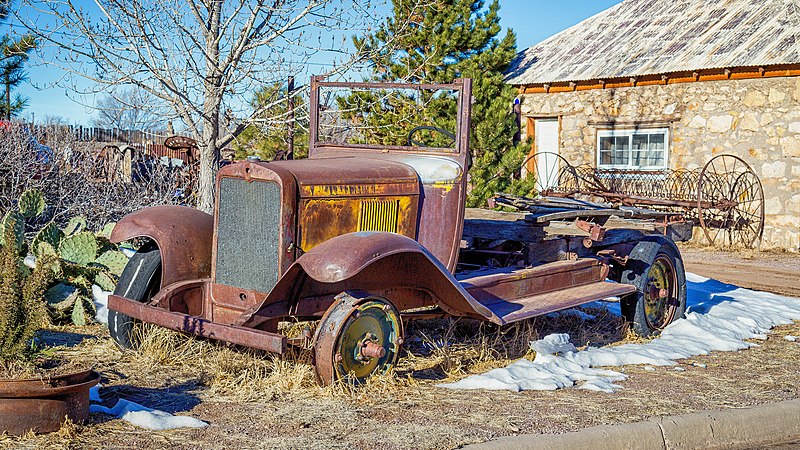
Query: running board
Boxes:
[
  {"xmin": 476, "ymin": 282, "xmax": 636, "ymax": 325},
  {"xmin": 108, "ymin": 294, "xmax": 287, "ymax": 354}
]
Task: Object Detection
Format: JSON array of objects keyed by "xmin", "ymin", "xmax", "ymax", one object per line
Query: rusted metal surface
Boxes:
[
  {"xmin": 309, "ymin": 77, "xmax": 472, "ymax": 273},
  {"xmin": 237, "ymin": 231, "xmax": 498, "ymax": 328},
  {"xmin": 480, "ymin": 282, "xmax": 636, "ymax": 324},
  {"xmin": 458, "ymin": 259, "xmax": 628, "ymax": 325},
  {"xmin": 313, "ymin": 293, "xmax": 403, "ymax": 385},
  {"xmin": 528, "ymin": 152, "xmax": 764, "ymax": 248},
  {"xmin": 272, "ymin": 156, "xmax": 421, "ymax": 253},
  {"xmin": 213, "ymin": 161, "xmax": 298, "ymax": 281},
  {"xmin": 110, "ymin": 205, "xmax": 214, "ymax": 287},
  {"xmin": 108, "ymin": 294, "xmax": 287, "ymax": 353},
  {"xmin": 0, "ymin": 370, "xmax": 100, "ymax": 435},
  {"xmin": 108, "ymin": 77, "xmax": 685, "ymax": 386}
]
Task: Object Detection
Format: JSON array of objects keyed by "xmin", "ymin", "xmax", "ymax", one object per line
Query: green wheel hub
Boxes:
[
  {"xmin": 643, "ymin": 254, "xmax": 678, "ymax": 330},
  {"xmin": 314, "ymin": 293, "xmax": 403, "ymax": 385}
]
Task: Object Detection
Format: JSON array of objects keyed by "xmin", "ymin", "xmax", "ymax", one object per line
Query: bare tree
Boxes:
[
  {"xmin": 91, "ymin": 87, "xmax": 167, "ymax": 132},
  {"xmin": 16, "ymin": 0, "xmax": 385, "ymax": 212}
]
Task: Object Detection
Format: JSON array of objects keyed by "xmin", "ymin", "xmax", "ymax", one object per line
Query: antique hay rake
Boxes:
[{"xmin": 529, "ymin": 152, "xmax": 765, "ymax": 249}]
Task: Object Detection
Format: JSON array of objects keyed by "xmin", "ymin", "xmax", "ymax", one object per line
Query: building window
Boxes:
[{"xmin": 597, "ymin": 127, "xmax": 669, "ymax": 170}]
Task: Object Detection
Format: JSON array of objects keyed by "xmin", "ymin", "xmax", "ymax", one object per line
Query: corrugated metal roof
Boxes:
[{"xmin": 505, "ymin": 0, "xmax": 800, "ymax": 86}]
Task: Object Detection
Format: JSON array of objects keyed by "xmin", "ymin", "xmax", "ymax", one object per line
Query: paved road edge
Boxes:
[{"xmin": 464, "ymin": 399, "xmax": 800, "ymax": 450}]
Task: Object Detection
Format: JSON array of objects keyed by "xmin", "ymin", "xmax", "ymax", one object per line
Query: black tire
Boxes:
[
  {"xmin": 620, "ymin": 236, "xmax": 687, "ymax": 337},
  {"xmin": 108, "ymin": 242, "xmax": 162, "ymax": 349}
]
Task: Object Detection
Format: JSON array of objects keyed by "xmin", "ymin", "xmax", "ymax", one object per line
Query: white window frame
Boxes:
[{"xmin": 596, "ymin": 127, "xmax": 670, "ymax": 170}]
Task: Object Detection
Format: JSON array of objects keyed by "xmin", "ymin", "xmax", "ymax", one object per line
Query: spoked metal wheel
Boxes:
[
  {"xmin": 527, "ymin": 152, "xmax": 580, "ymax": 197},
  {"xmin": 697, "ymin": 155, "xmax": 765, "ymax": 248},
  {"xmin": 313, "ymin": 293, "xmax": 404, "ymax": 386},
  {"xmin": 643, "ymin": 254, "xmax": 679, "ymax": 331}
]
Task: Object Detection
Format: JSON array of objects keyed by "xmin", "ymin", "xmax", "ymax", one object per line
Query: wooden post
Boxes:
[{"xmin": 287, "ymin": 76, "xmax": 295, "ymax": 160}]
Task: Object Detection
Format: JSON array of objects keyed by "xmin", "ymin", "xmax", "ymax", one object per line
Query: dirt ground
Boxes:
[
  {"xmin": 3, "ymin": 247, "xmax": 800, "ymax": 450},
  {"xmin": 680, "ymin": 245, "xmax": 800, "ymax": 297}
]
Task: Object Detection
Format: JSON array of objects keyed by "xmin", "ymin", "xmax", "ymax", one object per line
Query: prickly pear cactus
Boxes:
[
  {"xmin": 94, "ymin": 271, "xmax": 116, "ymax": 292},
  {"xmin": 71, "ymin": 298, "xmax": 87, "ymax": 326},
  {"xmin": 94, "ymin": 250, "xmax": 128, "ymax": 276},
  {"xmin": 32, "ymin": 222, "xmax": 64, "ymax": 257},
  {"xmin": 44, "ymin": 283, "xmax": 79, "ymax": 311},
  {"xmin": 59, "ymin": 231, "xmax": 98, "ymax": 265},
  {"xmin": 97, "ymin": 222, "xmax": 116, "ymax": 239},
  {"xmin": 63, "ymin": 216, "xmax": 88, "ymax": 237},
  {"xmin": 18, "ymin": 189, "xmax": 46, "ymax": 219},
  {"xmin": 0, "ymin": 211, "xmax": 24, "ymax": 252}
]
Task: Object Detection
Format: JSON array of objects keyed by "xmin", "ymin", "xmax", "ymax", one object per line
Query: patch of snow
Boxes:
[
  {"xmin": 529, "ymin": 333, "xmax": 576, "ymax": 355},
  {"xmin": 439, "ymin": 273, "xmax": 800, "ymax": 393},
  {"xmin": 89, "ymin": 384, "xmax": 103, "ymax": 402},
  {"xmin": 120, "ymin": 247, "xmax": 136, "ymax": 259},
  {"xmin": 23, "ymin": 254, "xmax": 36, "ymax": 269},
  {"xmin": 785, "ymin": 335, "xmax": 797, "ymax": 342},
  {"xmin": 90, "ymin": 386, "xmax": 207, "ymax": 430},
  {"xmin": 691, "ymin": 362, "xmax": 707, "ymax": 368},
  {"xmin": 91, "ymin": 285, "xmax": 111, "ymax": 325},
  {"xmin": 438, "ymin": 353, "xmax": 626, "ymax": 392},
  {"xmin": 673, "ymin": 367, "xmax": 686, "ymax": 372},
  {"xmin": 644, "ymin": 366, "xmax": 655, "ymax": 371}
]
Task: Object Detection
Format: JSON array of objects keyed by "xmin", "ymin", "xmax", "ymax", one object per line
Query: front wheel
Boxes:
[
  {"xmin": 313, "ymin": 293, "xmax": 404, "ymax": 386},
  {"xmin": 620, "ymin": 238, "xmax": 686, "ymax": 337},
  {"xmin": 108, "ymin": 242, "xmax": 162, "ymax": 349}
]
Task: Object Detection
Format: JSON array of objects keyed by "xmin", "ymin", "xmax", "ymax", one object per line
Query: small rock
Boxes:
[
  {"xmin": 708, "ymin": 114, "xmax": 734, "ymax": 133},
  {"xmin": 644, "ymin": 366, "xmax": 655, "ymax": 372},
  {"xmin": 692, "ymin": 363, "xmax": 707, "ymax": 368},
  {"xmin": 673, "ymin": 367, "xmax": 686, "ymax": 372}
]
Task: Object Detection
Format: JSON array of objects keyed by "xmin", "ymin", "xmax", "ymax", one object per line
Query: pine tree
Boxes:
[
  {"xmin": 349, "ymin": 0, "xmax": 535, "ymax": 206},
  {"xmin": 233, "ymin": 81, "xmax": 309, "ymax": 161},
  {"xmin": 0, "ymin": 0, "xmax": 36, "ymax": 120}
]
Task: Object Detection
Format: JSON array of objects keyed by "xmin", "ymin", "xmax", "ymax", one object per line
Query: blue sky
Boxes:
[{"xmin": 16, "ymin": 0, "xmax": 621, "ymax": 125}]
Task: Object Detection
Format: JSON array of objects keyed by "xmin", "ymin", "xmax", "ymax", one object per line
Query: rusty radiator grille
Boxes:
[
  {"xmin": 215, "ymin": 178, "xmax": 281, "ymax": 293},
  {"xmin": 358, "ymin": 199, "xmax": 399, "ymax": 233}
]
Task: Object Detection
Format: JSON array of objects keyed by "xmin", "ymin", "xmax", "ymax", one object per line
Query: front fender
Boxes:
[
  {"xmin": 110, "ymin": 205, "xmax": 213, "ymax": 287},
  {"xmin": 243, "ymin": 232, "xmax": 497, "ymax": 325}
]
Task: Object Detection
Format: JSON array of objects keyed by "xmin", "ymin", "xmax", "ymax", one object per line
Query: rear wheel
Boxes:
[
  {"xmin": 108, "ymin": 242, "xmax": 162, "ymax": 349},
  {"xmin": 313, "ymin": 293, "xmax": 403, "ymax": 386},
  {"xmin": 620, "ymin": 238, "xmax": 686, "ymax": 337}
]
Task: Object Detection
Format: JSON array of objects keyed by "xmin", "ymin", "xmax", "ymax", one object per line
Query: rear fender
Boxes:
[
  {"xmin": 110, "ymin": 205, "xmax": 214, "ymax": 287},
  {"xmin": 242, "ymin": 232, "xmax": 497, "ymax": 326}
]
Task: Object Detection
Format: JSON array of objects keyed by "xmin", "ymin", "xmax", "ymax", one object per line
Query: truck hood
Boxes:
[{"xmin": 263, "ymin": 157, "xmax": 420, "ymax": 198}]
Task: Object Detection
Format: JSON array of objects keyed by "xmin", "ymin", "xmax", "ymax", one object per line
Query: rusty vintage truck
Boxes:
[{"xmin": 107, "ymin": 78, "xmax": 687, "ymax": 385}]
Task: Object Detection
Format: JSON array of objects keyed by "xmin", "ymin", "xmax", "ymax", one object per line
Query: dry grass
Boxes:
[{"xmin": 2, "ymin": 309, "xmax": 799, "ymax": 450}]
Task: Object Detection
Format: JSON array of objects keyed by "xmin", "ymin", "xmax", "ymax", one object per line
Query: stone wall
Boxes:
[{"xmin": 518, "ymin": 76, "xmax": 800, "ymax": 251}]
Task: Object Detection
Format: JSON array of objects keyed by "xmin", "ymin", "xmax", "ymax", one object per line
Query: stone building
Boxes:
[{"xmin": 506, "ymin": 0, "xmax": 800, "ymax": 250}]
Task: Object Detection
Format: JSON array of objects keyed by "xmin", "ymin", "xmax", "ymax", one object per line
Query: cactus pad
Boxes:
[
  {"xmin": 71, "ymin": 298, "xmax": 87, "ymax": 326},
  {"xmin": 63, "ymin": 216, "xmax": 88, "ymax": 236},
  {"xmin": 98, "ymin": 222, "xmax": 116, "ymax": 239},
  {"xmin": 94, "ymin": 271, "xmax": 116, "ymax": 291},
  {"xmin": 0, "ymin": 211, "xmax": 24, "ymax": 252},
  {"xmin": 45, "ymin": 283, "xmax": 79, "ymax": 311},
  {"xmin": 18, "ymin": 189, "xmax": 46, "ymax": 218},
  {"xmin": 32, "ymin": 222, "xmax": 64, "ymax": 257},
  {"xmin": 59, "ymin": 231, "xmax": 98, "ymax": 265},
  {"xmin": 94, "ymin": 250, "xmax": 128, "ymax": 276}
]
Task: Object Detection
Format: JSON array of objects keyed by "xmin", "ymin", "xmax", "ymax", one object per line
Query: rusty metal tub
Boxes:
[{"xmin": 0, "ymin": 369, "xmax": 100, "ymax": 435}]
